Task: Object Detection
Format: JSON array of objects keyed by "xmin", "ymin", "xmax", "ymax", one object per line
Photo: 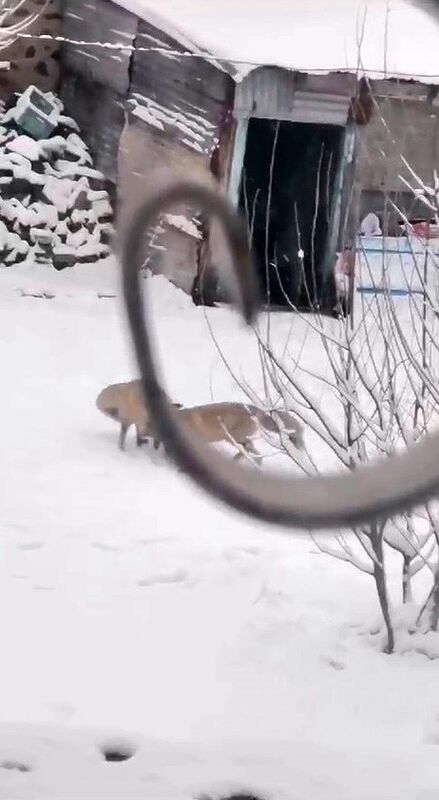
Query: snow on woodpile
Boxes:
[{"xmin": 0, "ymin": 92, "xmax": 114, "ymax": 271}]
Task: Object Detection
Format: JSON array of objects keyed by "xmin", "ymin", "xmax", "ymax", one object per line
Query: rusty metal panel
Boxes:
[
  {"xmin": 235, "ymin": 67, "xmax": 296, "ymax": 118},
  {"xmin": 370, "ymin": 78, "xmax": 431, "ymax": 100},
  {"xmin": 235, "ymin": 67, "xmax": 351, "ymax": 125},
  {"xmin": 290, "ymin": 91, "xmax": 350, "ymax": 125},
  {"xmin": 61, "ymin": 0, "xmax": 137, "ymax": 94}
]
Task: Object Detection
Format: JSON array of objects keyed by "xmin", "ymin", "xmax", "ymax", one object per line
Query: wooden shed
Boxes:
[{"xmin": 59, "ymin": 0, "xmax": 439, "ymax": 313}]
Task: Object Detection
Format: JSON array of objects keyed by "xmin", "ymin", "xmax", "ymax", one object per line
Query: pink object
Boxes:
[
  {"xmin": 334, "ymin": 249, "xmax": 355, "ymax": 296},
  {"xmin": 410, "ymin": 221, "xmax": 439, "ymax": 240}
]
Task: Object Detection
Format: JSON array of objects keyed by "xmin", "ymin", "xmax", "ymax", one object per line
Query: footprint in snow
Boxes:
[
  {"xmin": 2, "ymin": 523, "xmax": 28, "ymax": 534},
  {"xmin": 237, "ymin": 546, "xmax": 262, "ymax": 557},
  {"xmin": 324, "ymin": 656, "xmax": 346, "ymax": 671},
  {"xmin": 92, "ymin": 541, "xmax": 125, "ymax": 552},
  {"xmin": 100, "ymin": 737, "xmax": 137, "ymax": 762},
  {"xmin": 223, "ymin": 547, "xmax": 263, "ymax": 563},
  {"xmin": 199, "ymin": 794, "xmax": 266, "ymax": 800},
  {"xmin": 1, "ymin": 760, "xmax": 31, "ymax": 773},
  {"xmin": 17, "ymin": 541, "xmax": 44, "ymax": 551},
  {"xmin": 423, "ymin": 715, "xmax": 439, "ymax": 744},
  {"xmin": 136, "ymin": 536, "xmax": 174, "ymax": 546},
  {"xmin": 137, "ymin": 569, "xmax": 188, "ymax": 587}
]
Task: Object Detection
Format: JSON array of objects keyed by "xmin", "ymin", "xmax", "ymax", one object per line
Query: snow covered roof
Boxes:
[
  {"xmin": 110, "ymin": 0, "xmax": 221, "ymax": 63},
  {"xmin": 111, "ymin": 0, "xmax": 439, "ymax": 84}
]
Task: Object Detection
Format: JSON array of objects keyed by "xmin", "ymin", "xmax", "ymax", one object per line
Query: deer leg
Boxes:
[
  {"xmin": 136, "ymin": 427, "xmax": 150, "ymax": 447},
  {"xmin": 244, "ymin": 439, "xmax": 263, "ymax": 467},
  {"xmin": 118, "ymin": 423, "xmax": 128, "ymax": 451},
  {"xmin": 233, "ymin": 439, "xmax": 262, "ymax": 467}
]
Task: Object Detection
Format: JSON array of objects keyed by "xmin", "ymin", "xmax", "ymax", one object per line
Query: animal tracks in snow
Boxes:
[
  {"xmin": 99, "ymin": 737, "xmax": 137, "ymax": 763},
  {"xmin": 91, "ymin": 540, "xmax": 127, "ymax": 553},
  {"xmin": 0, "ymin": 759, "xmax": 32, "ymax": 773},
  {"xmin": 137, "ymin": 569, "xmax": 189, "ymax": 588},
  {"xmin": 423, "ymin": 714, "xmax": 439, "ymax": 745},
  {"xmin": 16, "ymin": 540, "xmax": 45, "ymax": 551},
  {"xmin": 135, "ymin": 545, "xmax": 268, "ymax": 592}
]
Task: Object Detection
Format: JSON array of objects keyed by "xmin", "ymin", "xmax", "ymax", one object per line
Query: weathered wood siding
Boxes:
[
  {"xmin": 117, "ymin": 17, "xmax": 234, "ymax": 292},
  {"xmin": 61, "ymin": 0, "xmax": 136, "ymax": 94},
  {"xmin": 357, "ymin": 80, "xmax": 439, "ymax": 194},
  {"xmin": 60, "ymin": 73, "xmax": 125, "ymax": 185},
  {"xmin": 60, "ymin": 0, "xmax": 138, "ymax": 185},
  {"xmin": 60, "ymin": 1, "xmax": 234, "ymax": 292}
]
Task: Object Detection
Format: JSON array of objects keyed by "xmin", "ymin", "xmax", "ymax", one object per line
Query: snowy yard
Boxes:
[{"xmin": 1, "ymin": 258, "xmax": 439, "ymax": 799}]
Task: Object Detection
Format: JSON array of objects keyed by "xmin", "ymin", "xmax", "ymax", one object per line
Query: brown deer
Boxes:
[
  {"xmin": 96, "ymin": 379, "xmax": 182, "ymax": 450},
  {"xmin": 153, "ymin": 402, "xmax": 304, "ymax": 465}
]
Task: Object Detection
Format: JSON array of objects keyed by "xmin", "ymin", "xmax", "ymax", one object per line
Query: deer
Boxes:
[
  {"xmin": 96, "ymin": 379, "xmax": 182, "ymax": 450},
  {"xmin": 152, "ymin": 401, "xmax": 304, "ymax": 466}
]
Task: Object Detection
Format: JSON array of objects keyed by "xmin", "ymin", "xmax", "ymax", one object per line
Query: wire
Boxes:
[
  {"xmin": 0, "ymin": 0, "xmax": 50, "ymax": 33},
  {"xmin": 0, "ymin": 0, "xmax": 51, "ymax": 50},
  {"xmin": 12, "ymin": 31, "xmax": 439, "ymax": 81}
]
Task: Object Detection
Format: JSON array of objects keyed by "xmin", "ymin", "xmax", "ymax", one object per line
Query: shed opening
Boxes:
[{"xmin": 238, "ymin": 118, "xmax": 344, "ymax": 309}]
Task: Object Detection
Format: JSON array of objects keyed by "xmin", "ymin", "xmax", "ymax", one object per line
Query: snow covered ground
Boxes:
[{"xmin": 1, "ymin": 258, "xmax": 439, "ymax": 799}]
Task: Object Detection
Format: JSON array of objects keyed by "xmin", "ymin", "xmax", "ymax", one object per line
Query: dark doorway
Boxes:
[{"xmin": 238, "ymin": 118, "xmax": 344, "ymax": 309}]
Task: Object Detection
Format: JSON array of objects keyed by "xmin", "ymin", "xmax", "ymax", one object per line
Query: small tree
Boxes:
[{"xmin": 205, "ymin": 130, "xmax": 439, "ymax": 653}]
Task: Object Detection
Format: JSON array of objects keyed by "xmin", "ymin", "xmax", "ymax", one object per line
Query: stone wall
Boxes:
[{"xmin": 0, "ymin": 0, "xmax": 62, "ymax": 99}]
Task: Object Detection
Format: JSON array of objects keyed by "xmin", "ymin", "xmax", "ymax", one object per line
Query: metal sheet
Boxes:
[{"xmin": 235, "ymin": 67, "xmax": 350, "ymax": 125}]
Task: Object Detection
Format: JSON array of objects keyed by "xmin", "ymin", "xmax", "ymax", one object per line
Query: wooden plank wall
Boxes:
[
  {"xmin": 60, "ymin": 73, "xmax": 125, "ymax": 186},
  {"xmin": 60, "ymin": 0, "xmax": 137, "ymax": 185},
  {"xmin": 61, "ymin": 0, "xmax": 136, "ymax": 94},
  {"xmin": 357, "ymin": 80, "xmax": 439, "ymax": 194},
  {"xmin": 118, "ymin": 17, "xmax": 235, "ymax": 292},
  {"xmin": 60, "ymin": 1, "xmax": 234, "ymax": 293}
]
